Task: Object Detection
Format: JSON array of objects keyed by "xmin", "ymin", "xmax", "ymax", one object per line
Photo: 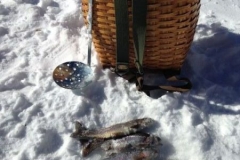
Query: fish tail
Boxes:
[
  {"xmin": 82, "ymin": 138, "xmax": 105, "ymax": 157},
  {"xmin": 70, "ymin": 121, "xmax": 88, "ymax": 139}
]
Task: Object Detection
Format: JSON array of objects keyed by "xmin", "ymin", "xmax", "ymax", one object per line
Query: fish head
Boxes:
[
  {"xmin": 139, "ymin": 118, "xmax": 155, "ymax": 128},
  {"xmin": 127, "ymin": 118, "xmax": 155, "ymax": 133},
  {"xmin": 134, "ymin": 149, "xmax": 158, "ymax": 160}
]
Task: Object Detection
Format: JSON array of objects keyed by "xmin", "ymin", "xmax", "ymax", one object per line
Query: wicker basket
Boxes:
[{"xmin": 82, "ymin": 0, "xmax": 200, "ymax": 70}]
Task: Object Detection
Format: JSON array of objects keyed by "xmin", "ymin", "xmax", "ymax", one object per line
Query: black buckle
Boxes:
[{"xmin": 115, "ymin": 63, "xmax": 129, "ymax": 76}]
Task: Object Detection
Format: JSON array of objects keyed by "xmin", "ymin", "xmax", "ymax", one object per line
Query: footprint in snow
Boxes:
[
  {"xmin": 12, "ymin": 93, "xmax": 33, "ymax": 117},
  {"xmin": 0, "ymin": 5, "xmax": 9, "ymax": 15},
  {"xmin": 14, "ymin": 0, "xmax": 40, "ymax": 5},
  {"xmin": 35, "ymin": 129, "xmax": 63, "ymax": 154},
  {"xmin": 0, "ymin": 72, "xmax": 34, "ymax": 92},
  {"xmin": 38, "ymin": 0, "xmax": 59, "ymax": 10},
  {"xmin": 191, "ymin": 112, "xmax": 204, "ymax": 126},
  {"xmin": 0, "ymin": 27, "xmax": 9, "ymax": 37},
  {"xmin": 7, "ymin": 123, "xmax": 26, "ymax": 138}
]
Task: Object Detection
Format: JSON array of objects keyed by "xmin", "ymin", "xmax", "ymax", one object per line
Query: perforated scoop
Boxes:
[
  {"xmin": 53, "ymin": 61, "xmax": 93, "ymax": 90},
  {"xmin": 53, "ymin": 1, "xmax": 93, "ymax": 90}
]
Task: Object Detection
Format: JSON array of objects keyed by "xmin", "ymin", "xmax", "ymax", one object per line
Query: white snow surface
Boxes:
[{"xmin": 0, "ymin": 0, "xmax": 240, "ymax": 160}]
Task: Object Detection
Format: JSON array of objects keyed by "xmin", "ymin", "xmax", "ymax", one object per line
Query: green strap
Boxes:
[
  {"xmin": 132, "ymin": 0, "xmax": 147, "ymax": 74},
  {"xmin": 114, "ymin": 0, "xmax": 129, "ymax": 75},
  {"xmin": 131, "ymin": 1, "xmax": 192, "ymax": 95}
]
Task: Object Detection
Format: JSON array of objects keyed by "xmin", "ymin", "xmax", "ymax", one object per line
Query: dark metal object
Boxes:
[{"xmin": 52, "ymin": 61, "xmax": 93, "ymax": 89}]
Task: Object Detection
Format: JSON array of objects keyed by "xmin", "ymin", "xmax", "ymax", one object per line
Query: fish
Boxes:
[
  {"xmin": 102, "ymin": 148, "xmax": 158, "ymax": 160},
  {"xmin": 71, "ymin": 121, "xmax": 89, "ymax": 146},
  {"xmin": 81, "ymin": 138, "xmax": 105, "ymax": 157},
  {"xmin": 71, "ymin": 122, "xmax": 105, "ymax": 157},
  {"xmin": 101, "ymin": 133, "xmax": 161, "ymax": 155},
  {"xmin": 70, "ymin": 118, "xmax": 155, "ymax": 140},
  {"xmin": 81, "ymin": 133, "xmax": 161, "ymax": 157}
]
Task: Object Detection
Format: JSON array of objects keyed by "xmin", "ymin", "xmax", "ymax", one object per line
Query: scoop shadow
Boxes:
[{"xmin": 71, "ymin": 67, "xmax": 107, "ymax": 110}]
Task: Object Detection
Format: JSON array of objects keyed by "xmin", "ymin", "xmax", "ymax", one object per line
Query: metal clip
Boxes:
[{"xmin": 115, "ymin": 63, "xmax": 129, "ymax": 76}]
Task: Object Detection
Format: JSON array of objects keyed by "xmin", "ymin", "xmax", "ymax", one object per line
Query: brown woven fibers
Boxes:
[{"xmin": 82, "ymin": 0, "xmax": 200, "ymax": 70}]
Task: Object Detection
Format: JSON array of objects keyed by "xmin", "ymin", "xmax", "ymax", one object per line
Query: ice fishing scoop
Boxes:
[
  {"xmin": 53, "ymin": 0, "xmax": 94, "ymax": 90},
  {"xmin": 52, "ymin": 61, "xmax": 94, "ymax": 90}
]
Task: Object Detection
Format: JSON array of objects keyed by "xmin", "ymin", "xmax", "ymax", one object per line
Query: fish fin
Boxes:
[
  {"xmin": 70, "ymin": 121, "xmax": 88, "ymax": 139},
  {"xmin": 75, "ymin": 121, "xmax": 87, "ymax": 131},
  {"xmin": 130, "ymin": 124, "xmax": 141, "ymax": 129},
  {"xmin": 79, "ymin": 139, "xmax": 90, "ymax": 146},
  {"xmin": 134, "ymin": 132, "xmax": 150, "ymax": 137},
  {"xmin": 81, "ymin": 138, "xmax": 105, "ymax": 157},
  {"xmin": 70, "ymin": 131, "xmax": 79, "ymax": 139}
]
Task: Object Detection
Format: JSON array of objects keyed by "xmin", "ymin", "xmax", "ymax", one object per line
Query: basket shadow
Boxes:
[{"xmin": 181, "ymin": 23, "xmax": 240, "ymax": 115}]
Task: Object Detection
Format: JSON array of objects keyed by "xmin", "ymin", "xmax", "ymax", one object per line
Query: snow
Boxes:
[{"xmin": 0, "ymin": 0, "xmax": 240, "ymax": 159}]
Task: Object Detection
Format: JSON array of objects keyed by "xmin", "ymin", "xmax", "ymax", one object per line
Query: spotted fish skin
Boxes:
[
  {"xmin": 81, "ymin": 134, "xmax": 161, "ymax": 157},
  {"xmin": 71, "ymin": 118, "xmax": 155, "ymax": 140},
  {"xmin": 81, "ymin": 138, "xmax": 105, "ymax": 157},
  {"xmin": 101, "ymin": 134, "xmax": 161, "ymax": 155},
  {"xmin": 102, "ymin": 148, "xmax": 158, "ymax": 160}
]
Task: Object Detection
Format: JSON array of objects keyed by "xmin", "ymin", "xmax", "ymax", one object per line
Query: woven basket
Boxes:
[{"xmin": 82, "ymin": 0, "xmax": 200, "ymax": 70}]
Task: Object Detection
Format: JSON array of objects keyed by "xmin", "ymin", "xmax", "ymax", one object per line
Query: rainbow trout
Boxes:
[
  {"xmin": 101, "ymin": 134, "xmax": 161, "ymax": 155},
  {"xmin": 81, "ymin": 138, "xmax": 105, "ymax": 157},
  {"xmin": 102, "ymin": 148, "xmax": 158, "ymax": 160},
  {"xmin": 71, "ymin": 118, "xmax": 155, "ymax": 140},
  {"xmin": 81, "ymin": 133, "xmax": 161, "ymax": 157}
]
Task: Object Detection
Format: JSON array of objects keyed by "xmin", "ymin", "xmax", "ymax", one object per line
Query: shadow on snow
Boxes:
[{"xmin": 182, "ymin": 22, "xmax": 240, "ymax": 115}]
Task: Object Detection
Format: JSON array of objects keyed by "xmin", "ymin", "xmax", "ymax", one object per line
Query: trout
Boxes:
[
  {"xmin": 81, "ymin": 133, "xmax": 161, "ymax": 157},
  {"xmin": 101, "ymin": 133, "xmax": 161, "ymax": 155},
  {"xmin": 71, "ymin": 118, "xmax": 155, "ymax": 140},
  {"xmin": 102, "ymin": 148, "xmax": 158, "ymax": 160},
  {"xmin": 81, "ymin": 138, "xmax": 105, "ymax": 157}
]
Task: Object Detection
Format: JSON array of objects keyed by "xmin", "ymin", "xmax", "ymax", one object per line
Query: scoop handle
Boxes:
[{"xmin": 87, "ymin": 0, "xmax": 93, "ymax": 66}]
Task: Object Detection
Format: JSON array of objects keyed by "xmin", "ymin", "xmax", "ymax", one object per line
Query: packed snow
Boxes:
[{"xmin": 0, "ymin": 0, "xmax": 240, "ymax": 160}]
